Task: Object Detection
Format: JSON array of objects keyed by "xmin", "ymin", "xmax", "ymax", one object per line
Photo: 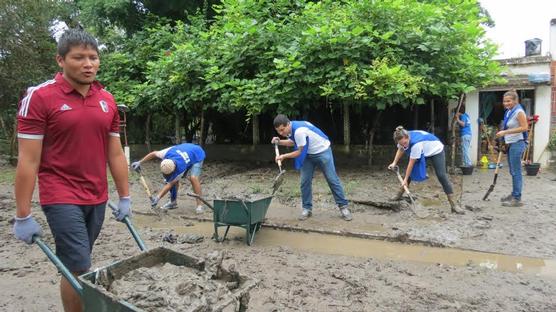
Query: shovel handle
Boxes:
[
  {"xmin": 34, "ymin": 236, "xmax": 83, "ymax": 295},
  {"xmin": 274, "ymin": 142, "xmax": 282, "ymax": 169},
  {"xmin": 186, "ymin": 192, "xmax": 214, "ymax": 211},
  {"xmin": 108, "ymin": 202, "xmax": 147, "ymax": 251},
  {"xmin": 139, "ymin": 175, "xmax": 153, "ymax": 198}
]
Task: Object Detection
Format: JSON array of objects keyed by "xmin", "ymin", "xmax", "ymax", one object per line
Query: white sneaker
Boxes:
[
  {"xmin": 195, "ymin": 205, "xmax": 205, "ymax": 214},
  {"xmin": 161, "ymin": 201, "xmax": 178, "ymax": 210},
  {"xmin": 298, "ymin": 209, "xmax": 312, "ymax": 221},
  {"xmin": 339, "ymin": 206, "xmax": 353, "ymax": 221}
]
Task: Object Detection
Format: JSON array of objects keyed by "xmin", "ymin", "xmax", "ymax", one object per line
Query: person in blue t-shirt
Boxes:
[
  {"xmin": 456, "ymin": 106, "xmax": 472, "ymax": 167},
  {"xmin": 131, "ymin": 143, "xmax": 206, "ymax": 213},
  {"xmin": 272, "ymin": 114, "xmax": 353, "ymax": 221},
  {"xmin": 388, "ymin": 126, "xmax": 464, "ymax": 214}
]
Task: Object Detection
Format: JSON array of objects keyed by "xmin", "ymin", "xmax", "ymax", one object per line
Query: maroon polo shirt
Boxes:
[{"xmin": 17, "ymin": 73, "xmax": 120, "ymax": 205}]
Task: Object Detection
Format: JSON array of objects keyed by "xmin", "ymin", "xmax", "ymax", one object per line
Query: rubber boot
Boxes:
[
  {"xmin": 390, "ymin": 187, "xmax": 405, "ymax": 201},
  {"xmin": 447, "ymin": 194, "xmax": 465, "ymax": 214}
]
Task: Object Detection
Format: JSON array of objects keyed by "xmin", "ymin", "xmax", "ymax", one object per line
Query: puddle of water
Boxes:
[{"xmin": 134, "ymin": 215, "xmax": 556, "ymax": 279}]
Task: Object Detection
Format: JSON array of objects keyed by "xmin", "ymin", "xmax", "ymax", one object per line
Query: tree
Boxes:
[{"xmin": 0, "ymin": 0, "xmax": 69, "ymax": 157}]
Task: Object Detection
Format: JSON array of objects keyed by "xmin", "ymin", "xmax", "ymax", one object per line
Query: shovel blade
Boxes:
[{"xmin": 272, "ymin": 171, "xmax": 286, "ymax": 194}]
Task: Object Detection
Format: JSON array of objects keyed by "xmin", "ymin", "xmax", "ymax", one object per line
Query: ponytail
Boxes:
[{"xmin": 393, "ymin": 126, "xmax": 409, "ymax": 143}]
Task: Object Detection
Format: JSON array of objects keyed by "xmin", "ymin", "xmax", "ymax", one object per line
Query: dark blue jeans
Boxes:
[{"xmin": 300, "ymin": 148, "xmax": 348, "ymax": 210}]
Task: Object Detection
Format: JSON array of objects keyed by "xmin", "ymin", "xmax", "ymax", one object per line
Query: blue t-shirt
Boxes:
[
  {"xmin": 459, "ymin": 113, "xmax": 471, "ymax": 136},
  {"xmin": 163, "ymin": 143, "xmax": 205, "ymax": 182}
]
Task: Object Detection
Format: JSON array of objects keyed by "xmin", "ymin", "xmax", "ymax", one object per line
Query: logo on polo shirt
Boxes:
[
  {"xmin": 60, "ymin": 104, "xmax": 72, "ymax": 111},
  {"xmin": 99, "ymin": 100, "xmax": 109, "ymax": 113}
]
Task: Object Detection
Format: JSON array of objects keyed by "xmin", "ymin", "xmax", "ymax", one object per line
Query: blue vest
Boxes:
[
  {"xmin": 164, "ymin": 143, "xmax": 205, "ymax": 182},
  {"xmin": 403, "ymin": 131, "xmax": 440, "ymax": 182},
  {"xmin": 503, "ymin": 104, "xmax": 528, "ymax": 143},
  {"xmin": 290, "ymin": 121, "xmax": 329, "ymax": 170}
]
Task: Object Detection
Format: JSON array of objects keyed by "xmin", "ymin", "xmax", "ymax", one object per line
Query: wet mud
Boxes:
[{"xmin": 2, "ymin": 161, "xmax": 556, "ymax": 311}]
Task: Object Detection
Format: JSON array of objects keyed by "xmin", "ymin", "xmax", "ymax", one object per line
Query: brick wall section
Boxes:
[{"xmin": 552, "ymin": 61, "xmax": 556, "ymax": 132}]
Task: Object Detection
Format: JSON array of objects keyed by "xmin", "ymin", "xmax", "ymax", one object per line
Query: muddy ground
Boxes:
[{"xmin": 1, "ymin": 158, "xmax": 556, "ymax": 311}]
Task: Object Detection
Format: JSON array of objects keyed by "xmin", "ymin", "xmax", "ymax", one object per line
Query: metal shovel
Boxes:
[
  {"xmin": 389, "ymin": 166, "xmax": 428, "ymax": 218},
  {"xmin": 272, "ymin": 142, "xmax": 286, "ymax": 195}
]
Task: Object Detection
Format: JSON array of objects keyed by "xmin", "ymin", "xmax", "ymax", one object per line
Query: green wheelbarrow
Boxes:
[
  {"xmin": 34, "ymin": 202, "xmax": 255, "ymax": 311},
  {"xmin": 188, "ymin": 193, "xmax": 273, "ymax": 246}
]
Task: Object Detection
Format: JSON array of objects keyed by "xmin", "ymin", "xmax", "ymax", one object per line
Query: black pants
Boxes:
[{"xmin": 408, "ymin": 150, "xmax": 453, "ymax": 195}]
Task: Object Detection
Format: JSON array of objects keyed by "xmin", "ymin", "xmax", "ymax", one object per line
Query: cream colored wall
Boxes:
[
  {"xmin": 534, "ymin": 85, "xmax": 552, "ymax": 165},
  {"xmin": 504, "ymin": 63, "xmax": 550, "ymax": 75}
]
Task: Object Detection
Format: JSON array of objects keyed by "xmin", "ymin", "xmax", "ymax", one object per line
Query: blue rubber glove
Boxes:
[
  {"xmin": 131, "ymin": 161, "xmax": 141, "ymax": 172},
  {"xmin": 13, "ymin": 214, "xmax": 43, "ymax": 244},
  {"xmin": 113, "ymin": 197, "xmax": 131, "ymax": 221},
  {"xmin": 150, "ymin": 195, "xmax": 160, "ymax": 208}
]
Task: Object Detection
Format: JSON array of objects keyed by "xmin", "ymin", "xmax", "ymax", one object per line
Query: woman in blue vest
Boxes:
[
  {"xmin": 131, "ymin": 143, "xmax": 206, "ymax": 212},
  {"xmin": 272, "ymin": 114, "xmax": 353, "ymax": 221},
  {"xmin": 388, "ymin": 126, "xmax": 465, "ymax": 214},
  {"xmin": 495, "ymin": 89, "xmax": 528, "ymax": 207}
]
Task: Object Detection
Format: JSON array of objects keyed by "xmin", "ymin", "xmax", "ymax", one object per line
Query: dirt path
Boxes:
[{"xmin": 1, "ymin": 161, "xmax": 556, "ymax": 311}]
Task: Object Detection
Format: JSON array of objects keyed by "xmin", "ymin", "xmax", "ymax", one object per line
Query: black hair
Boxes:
[
  {"xmin": 57, "ymin": 28, "xmax": 98, "ymax": 58},
  {"xmin": 273, "ymin": 114, "xmax": 290, "ymax": 128}
]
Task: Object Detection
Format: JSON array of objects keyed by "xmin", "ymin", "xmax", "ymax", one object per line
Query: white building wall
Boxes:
[
  {"xmin": 506, "ymin": 63, "xmax": 550, "ymax": 75},
  {"xmin": 463, "ymin": 87, "xmax": 551, "ymax": 167},
  {"xmin": 467, "ymin": 91, "xmax": 480, "ymax": 166},
  {"xmin": 534, "ymin": 85, "xmax": 552, "ymax": 165}
]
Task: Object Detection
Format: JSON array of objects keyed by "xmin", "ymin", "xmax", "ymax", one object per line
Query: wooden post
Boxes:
[
  {"xmin": 174, "ymin": 111, "xmax": 180, "ymax": 144},
  {"xmin": 450, "ymin": 94, "xmax": 465, "ymax": 171},
  {"xmin": 199, "ymin": 109, "xmax": 206, "ymax": 146},
  {"xmin": 368, "ymin": 110, "xmax": 383, "ymax": 166},
  {"xmin": 145, "ymin": 113, "xmax": 152, "ymax": 152},
  {"xmin": 343, "ymin": 103, "xmax": 350, "ymax": 150},
  {"xmin": 252, "ymin": 114, "xmax": 260, "ymax": 145},
  {"xmin": 430, "ymin": 99, "xmax": 435, "ymax": 134}
]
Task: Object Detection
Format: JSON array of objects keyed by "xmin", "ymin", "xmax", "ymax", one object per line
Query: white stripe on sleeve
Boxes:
[
  {"xmin": 17, "ymin": 133, "xmax": 44, "ymax": 140},
  {"xmin": 19, "ymin": 80, "xmax": 56, "ymax": 117}
]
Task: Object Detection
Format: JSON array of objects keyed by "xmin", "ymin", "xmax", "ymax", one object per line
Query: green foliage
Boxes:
[
  {"xmin": 88, "ymin": 0, "xmax": 503, "ymax": 137},
  {"xmin": 0, "ymin": 0, "xmax": 69, "ymax": 139}
]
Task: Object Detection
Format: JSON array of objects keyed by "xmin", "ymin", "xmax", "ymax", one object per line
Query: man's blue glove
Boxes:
[
  {"xmin": 113, "ymin": 196, "xmax": 131, "ymax": 221},
  {"xmin": 131, "ymin": 161, "xmax": 141, "ymax": 172},
  {"xmin": 150, "ymin": 195, "xmax": 160, "ymax": 208},
  {"xmin": 13, "ymin": 214, "xmax": 43, "ymax": 244}
]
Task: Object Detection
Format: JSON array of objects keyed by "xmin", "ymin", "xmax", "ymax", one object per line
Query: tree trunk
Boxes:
[
  {"xmin": 199, "ymin": 109, "xmax": 206, "ymax": 146},
  {"xmin": 145, "ymin": 113, "xmax": 152, "ymax": 152},
  {"xmin": 368, "ymin": 110, "xmax": 383, "ymax": 166},
  {"xmin": 10, "ymin": 121, "xmax": 17, "ymax": 163},
  {"xmin": 413, "ymin": 104, "xmax": 418, "ymax": 129},
  {"xmin": 174, "ymin": 111, "xmax": 181, "ymax": 144},
  {"xmin": 430, "ymin": 99, "xmax": 435, "ymax": 134},
  {"xmin": 450, "ymin": 94, "xmax": 465, "ymax": 171},
  {"xmin": 0, "ymin": 115, "xmax": 8, "ymax": 139},
  {"xmin": 252, "ymin": 114, "xmax": 260, "ymax": 145},
  {"xmin": 343, "ymin": 103, "xmax": 350, "ymax": 150}
]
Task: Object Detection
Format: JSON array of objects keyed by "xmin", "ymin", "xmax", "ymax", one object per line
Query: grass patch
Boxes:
[{"xmin": 0, "ymin": 166, "xmax": 16, "ymax": 184}]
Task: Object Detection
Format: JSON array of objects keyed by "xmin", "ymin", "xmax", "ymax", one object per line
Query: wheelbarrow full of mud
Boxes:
[
  {"xmin": 189, "ymin": 193, "xmax": 273, "ymax": 246},
  {"xmin": 34, "ymin": 202, "xmax": 256, "ymax": 311}
]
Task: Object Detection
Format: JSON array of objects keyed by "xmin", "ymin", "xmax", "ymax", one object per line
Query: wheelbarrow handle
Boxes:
[
  {"xmin": 108, "ymin": 202, "xmax": 147, "ymax": 251},
  {"xmin": 186, "ymin": 192, "xmax": 214, "ymax": 211},
  {"xmin": 33, "ymin": 236, "xmax": 83, "ymax": 295}
]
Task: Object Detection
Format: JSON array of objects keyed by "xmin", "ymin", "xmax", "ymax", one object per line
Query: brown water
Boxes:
[{"xmin": 134, "ymin": 215, "xmax": 556, "ymax": 279}]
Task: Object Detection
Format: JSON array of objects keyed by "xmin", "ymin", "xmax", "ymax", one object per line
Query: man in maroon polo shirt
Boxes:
[{"xmin": 13, "ymin": 29, "xmax": 131, "ymax": 312}]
